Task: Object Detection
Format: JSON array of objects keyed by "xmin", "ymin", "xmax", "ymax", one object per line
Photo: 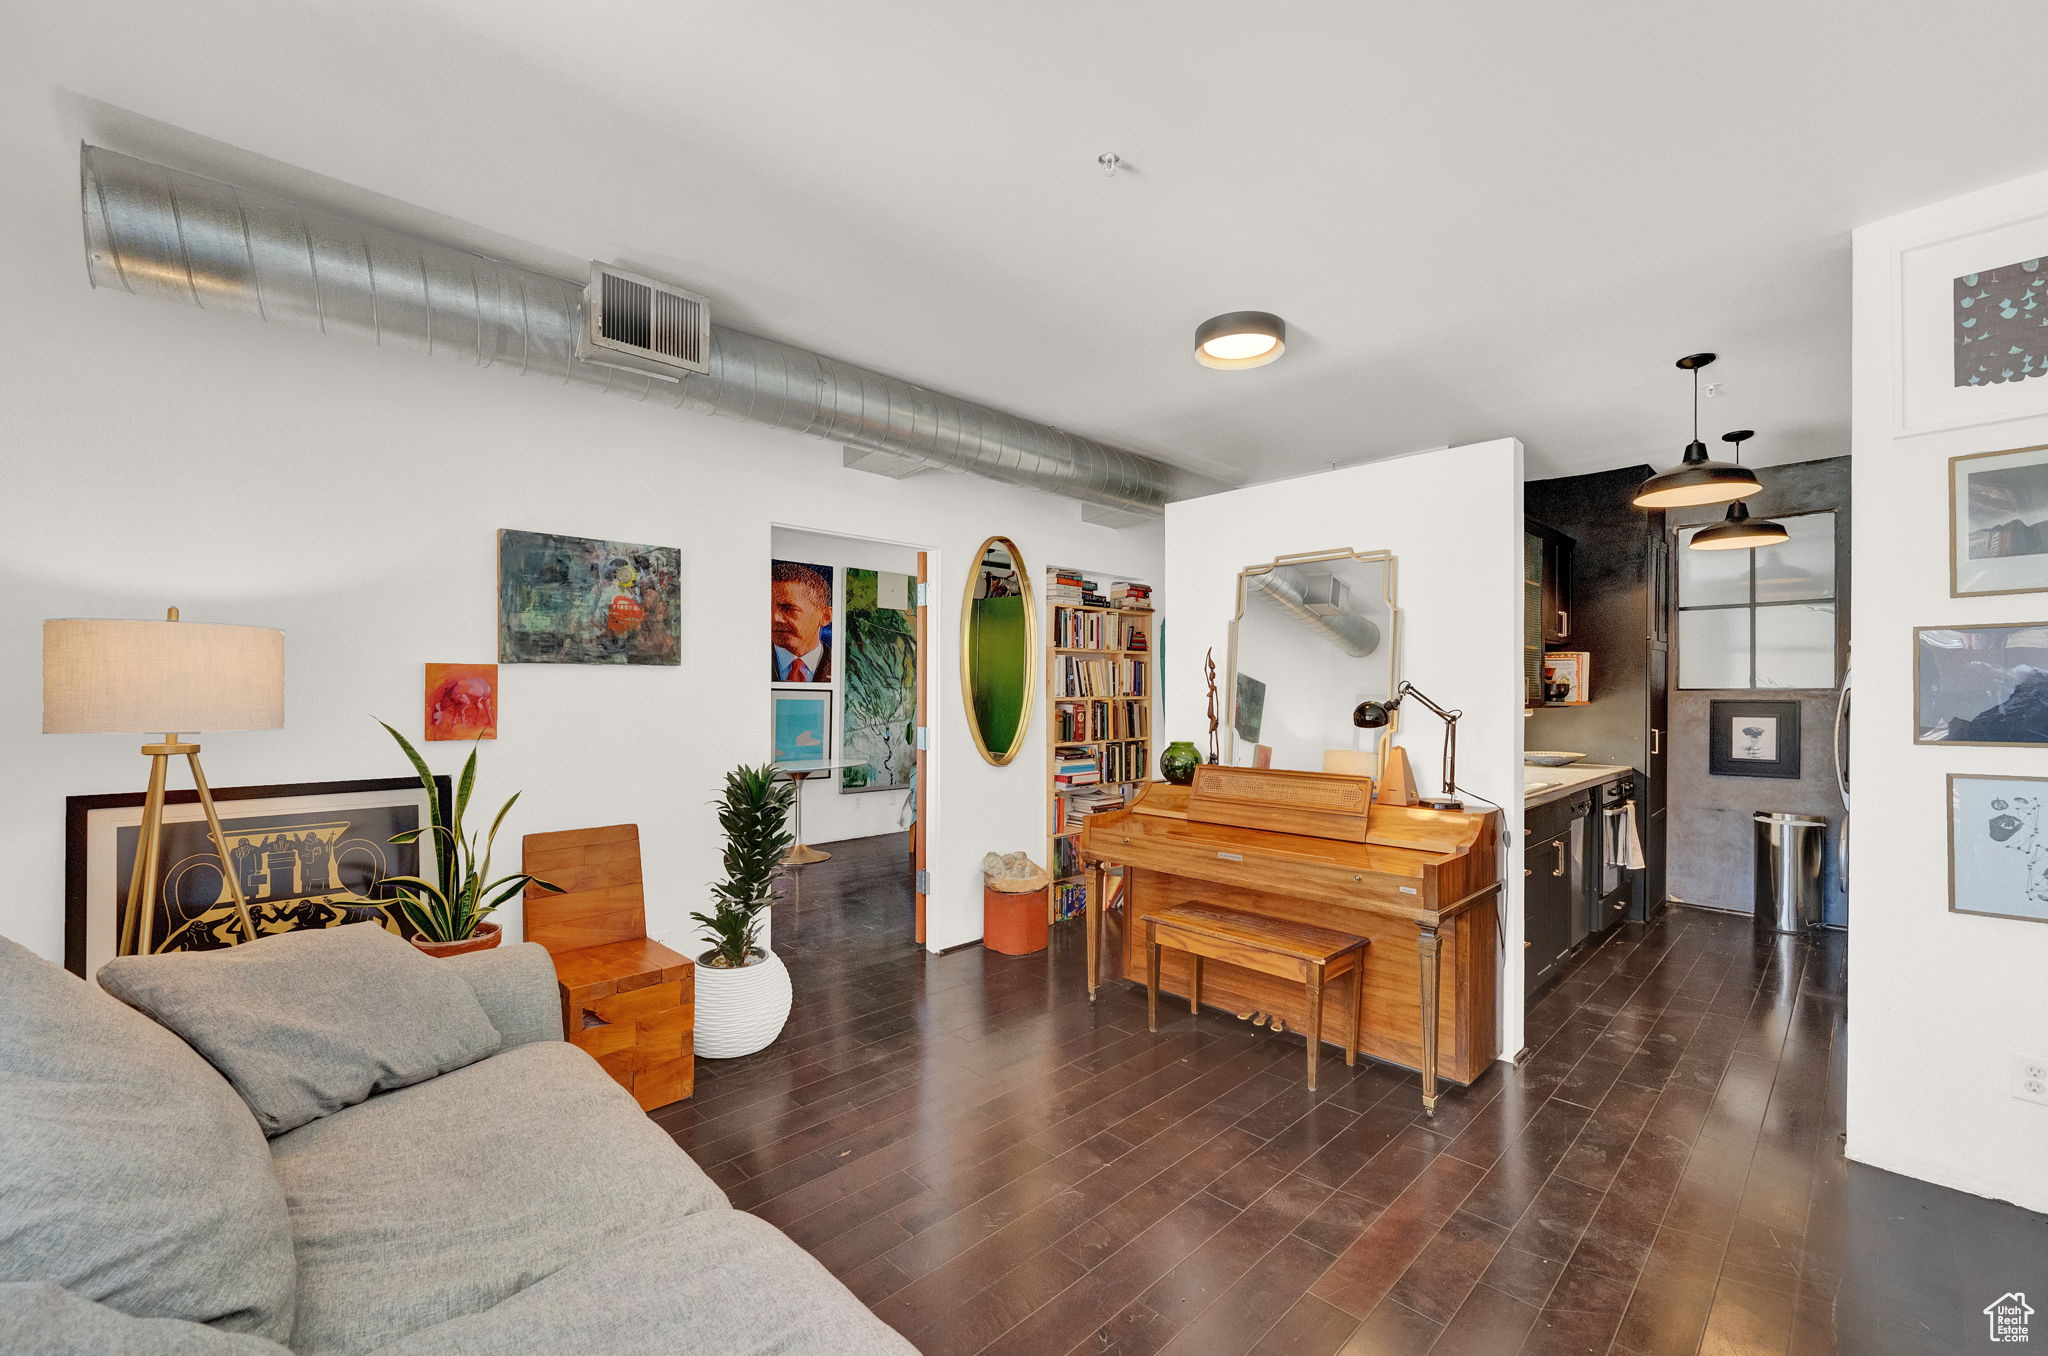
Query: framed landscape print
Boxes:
[
  {"xmin": 772, "ymin": 689, "xmax": 832, "ymax": 764},
  {"xmin": 1951, "ymin": 445, "xmax": 2048, "ymax": 597},
  {"xmin": 1895, "ymin": 210, "xmax": 2048, "ymax": 436},
  {"xmin": 1708, "ymin": 699, "xmax": 1802, "ymax": 779},
  {"xmin": 65, "ymin": 776, "xmax": 448, "ymax": 978},
  {"xmin": 839, "ymin": 567, "xmax": 915, "ymax": 792},
  {"xmin": 1949, "ymin": 773, "xmax": 2048, "ymax": 924},
  {"xmin": 498, "ymin": 529, "xmax": 680, "ymax": 665},
  {"xmin": 1914, "ymin": 623, "xmax": 2048, "ymax": 745}
]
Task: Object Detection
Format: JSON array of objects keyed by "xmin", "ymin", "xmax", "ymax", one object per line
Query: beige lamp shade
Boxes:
[
  {"xmin": 43, "ymin": 618, "xmax": 284, "ymax": 734},
  {"xmin": 1322, "ymin": 748, "xmax": 1376, "ymax": 778}
]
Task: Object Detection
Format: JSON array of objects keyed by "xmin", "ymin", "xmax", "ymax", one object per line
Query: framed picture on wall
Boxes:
[
  {"xmin": 65, "ymin": 776, "xmax": 448, "ymax": 979},
  {"xmin": 1951, "ymin": 445, "xmax": 2048, "ymax": 597},
  {"xmin": 1542, "ymin": 651, "xmax": 1590, "ymax": 705},
  {"xmin": 772, "ymin": 689, "xmax": 833, "ymax": 764},
  {"xmin": 770, "ymin": 560, "xmax": 835, "ymax": 683},
  {"xmin": 1894, "ymin": 210, "xmax": 2048, "ymax": 436},
  {"xmin": 1949, "ymin": 773, "xmax": 2048, "ymax": 924},
  {"xmin": 1914, "ymin": 623, "xmax": 2048, "ymax": 745},
  {"xmin": 1708, "ymin": 699, "xmax": 1802, "ymax": 779}
]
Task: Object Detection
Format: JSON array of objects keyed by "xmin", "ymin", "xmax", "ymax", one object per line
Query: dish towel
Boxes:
[{"xmin": 1611, "ymin": 802, "xmax": 1647, "ymax": 870}]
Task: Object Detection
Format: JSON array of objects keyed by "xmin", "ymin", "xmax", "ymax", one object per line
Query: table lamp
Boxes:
[
  {"xmin": 44, "ymin": 608, "xmax": 285, "ymax": 956},
  {"xmin": 1353, "ymin": 681, "xmax": 1463, "ymax": 812}
]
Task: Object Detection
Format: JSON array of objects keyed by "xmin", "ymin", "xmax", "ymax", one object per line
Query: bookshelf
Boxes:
[{"xmin": 1045, "ymin": 566, "xmax": 1155, "ymax": 924}]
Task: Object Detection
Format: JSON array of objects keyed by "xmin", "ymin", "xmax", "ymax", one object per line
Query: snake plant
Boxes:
[
  {"xmin": 690, "ymin": 763, "xmax": 795, "ymax": 968},
  {"xmin": 375, "ymin": 720, "xmax": 562, "ymax": 943}
]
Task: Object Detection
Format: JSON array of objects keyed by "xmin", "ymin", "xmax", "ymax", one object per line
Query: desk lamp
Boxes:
[{"xmin": 1353, "ymin": 682, "xmax": 1463, "ymax": 812}]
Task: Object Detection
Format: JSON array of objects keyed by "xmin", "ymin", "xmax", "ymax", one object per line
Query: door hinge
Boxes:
[
  {"xmin": 915, "ymin": 725, "xmax": 930, "ymax": 751},
  {"xmin": 915, "ymin": 581, "xmax": 931, "ymax": 607},
  {"xmin": 916, "ymin": 869, "xmax": 930, "ymax": 896}
]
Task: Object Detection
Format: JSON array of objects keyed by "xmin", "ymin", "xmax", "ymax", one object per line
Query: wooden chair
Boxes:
[
  {"xmin": 522, "ymin": 825, "xmax": 694, "ymax": 1110},
  {"xmin": 1144, "ymin": 902, "xmax": 1369, "ymax": 1092}
]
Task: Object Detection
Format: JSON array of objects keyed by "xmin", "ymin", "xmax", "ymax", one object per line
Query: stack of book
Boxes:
[
  {"xmin": 1110, "ymin": 581, "xmax": 1153, "ymax": 611},
  {"xmin": 1053, "ymin": 747, "xmax": 1101, "ymax": 786},
  {"xmin": 1061, "ymin": 784, "xmax": 1127, "ymax": 832},
  {"xmin": 1047, "ymin": 569, "xmax": 1088, "ymax": 605}
]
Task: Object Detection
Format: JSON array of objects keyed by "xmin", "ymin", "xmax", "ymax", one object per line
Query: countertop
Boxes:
[{"xmin": 1524, "ymin": 761, "xmax": 1633, "ymax": 808}]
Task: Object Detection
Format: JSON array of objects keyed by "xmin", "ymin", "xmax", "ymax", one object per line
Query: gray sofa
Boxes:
[{"xmin": 0, "ymin": 927, "xmax": 917, "ymax": 1355}]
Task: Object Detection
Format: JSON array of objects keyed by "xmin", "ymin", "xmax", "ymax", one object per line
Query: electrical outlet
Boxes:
[{"xmin": 2015, "ymin": 1054, "xmax": 2048, "ymax": 1105}]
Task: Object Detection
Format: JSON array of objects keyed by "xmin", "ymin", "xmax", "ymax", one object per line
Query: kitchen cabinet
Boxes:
[
  {"xmin": 1528, "ymin": 519, "xmax": 1574, "ymax": 645},
  {"xmin": 1524, "ymin": 790, "xmax": 1590, "ymax": 996}
]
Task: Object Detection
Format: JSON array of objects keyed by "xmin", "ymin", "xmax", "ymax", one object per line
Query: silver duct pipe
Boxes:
[
  {"xmin": 79, "ymin": 145, "xmax": 1196, "ymax": 517},
  {"xmin": 1245, "ymin": 567, "xmax": 1382, "ymax": 657}
]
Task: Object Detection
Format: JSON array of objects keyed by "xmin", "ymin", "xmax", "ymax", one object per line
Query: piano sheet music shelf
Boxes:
[{"xmin": 1079, "ymin": 766, "xmax": 1502, "ymax": 1116}]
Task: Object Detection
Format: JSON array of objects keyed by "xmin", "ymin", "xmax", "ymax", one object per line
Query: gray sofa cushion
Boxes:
[
  {"xmin": 99, "ymin": 921, "xmax": 502, "ymax": 1136},
  {"xmin": 0, "ymin": 1284, "xmax": 293, "ymax": 1356},
  {"xmin": 365, "ymin": 1213, "xmax": 917, "ymax": 1355},
  {"xmin": 443, "ymin": 943, "xmax": 564, "ymax": 1048},
  {"xmin": 271, "ymin": 1040, "xmax": 727, "ymax": 1355},
  {"xmin": 0, "ymin": 936, "xmax": 296, "ymax": 1342}
]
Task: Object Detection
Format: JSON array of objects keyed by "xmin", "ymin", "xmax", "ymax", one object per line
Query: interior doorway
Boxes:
[{"xmin": 769, "ymin": 526, "xmax": 929, "ymax": 943}]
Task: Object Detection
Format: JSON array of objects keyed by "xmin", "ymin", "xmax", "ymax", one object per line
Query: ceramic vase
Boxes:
[
  {"xmin": 693, "ymin": 950, "xmax": 794, "ymax": 1059},
  {"xmin": 1160, "ymin": 741, "xmax": 1202, "ymax": 786},
  {"xmin": 409, "ymin": 921, "xmax": 502, "ymax": 957}
]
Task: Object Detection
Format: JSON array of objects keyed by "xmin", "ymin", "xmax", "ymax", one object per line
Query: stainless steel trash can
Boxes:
[{"xmin": 1754, "ymin": 812, "xmax": 1827, "ymax": 933}]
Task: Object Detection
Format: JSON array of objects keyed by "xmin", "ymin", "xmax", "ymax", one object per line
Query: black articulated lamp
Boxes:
[
  {"xmin": 1687, "ymin": 430, "xmax": 1789, "ymax": 550},
  {"xmin": 1632, "ymin": 353, "xmax": 1763, "ymax": 510},
  {"xmin": 1354, "ymin": 682, "xmax": 1463, "ymax": 812}
]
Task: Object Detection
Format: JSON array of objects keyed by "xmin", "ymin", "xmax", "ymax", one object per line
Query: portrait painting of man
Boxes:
[{"xmin": 772, "ymin": 560, "xmax": 834, "ymax": 682}]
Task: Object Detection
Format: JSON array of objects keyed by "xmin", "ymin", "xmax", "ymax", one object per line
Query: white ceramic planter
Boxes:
[{"xmin": 693, "ymin": 950, "xmax": 793, "ymax": 1059}]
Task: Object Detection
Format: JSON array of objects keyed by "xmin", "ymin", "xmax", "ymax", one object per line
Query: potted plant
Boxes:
[
  {"xmin": 375, "ymin": 721, "xmax": 561, "ymax": 956},
  {"xmin": 690, "ymin": 763, "xmax": 796, "ymax": 1059}
]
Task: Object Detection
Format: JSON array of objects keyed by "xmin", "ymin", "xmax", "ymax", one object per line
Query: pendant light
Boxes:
[
  {"xmin": 1631, "ymin": 353, "xmax": 1763, "ymax": 509},
  {"xmin": 1688, "ymin": 430, "xmax": 1789, "ymax": 550}
]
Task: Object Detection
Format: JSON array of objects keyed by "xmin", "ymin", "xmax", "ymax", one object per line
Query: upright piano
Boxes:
[{"xmin": 1079, "ymin": 765, "xmax": 1502, "ymax": 1115}]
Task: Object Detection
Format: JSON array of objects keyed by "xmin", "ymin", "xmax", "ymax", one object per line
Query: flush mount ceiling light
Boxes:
[
  {"xmin": 1688, "ymin": 430, "xmax": 1790, "ymax": 550},
  {"xmin": 1632, "ymin": 353, "xmax": 1763, "ymax": 509},
  {"xmin": 1194, "ymin": 311, "xmax": 1287, "ymax": 369}
]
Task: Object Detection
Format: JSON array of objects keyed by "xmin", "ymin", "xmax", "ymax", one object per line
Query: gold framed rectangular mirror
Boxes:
[{"xmin": 1224, "ymin": 548, "xmax": 1400, "ymax": 776}]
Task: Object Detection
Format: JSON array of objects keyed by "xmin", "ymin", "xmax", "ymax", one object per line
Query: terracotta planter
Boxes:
[
  {"xmin": 409, "ymin": 922, "xmax": 502, "ymax": 958},
  {"xmin": 984, "ymin": 884, "xmax": 1049, "ymax": 956},
  {"xmin": 693, "ymin": 951, "xmax": 793, "ymax": 1059}
]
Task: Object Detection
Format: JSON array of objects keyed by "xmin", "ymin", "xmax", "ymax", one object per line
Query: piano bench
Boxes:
[{"xmin": 1143, "ymin": 902, "xmax": 1369, "ymax": 1092}]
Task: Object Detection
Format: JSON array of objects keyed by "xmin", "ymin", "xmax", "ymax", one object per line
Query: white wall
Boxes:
[
  {"xmin": 769, "ymin": 527, "xmax": 920, "ymax": 847},
  {"xmin": 1163, "ymin": 442, "xmax": 1528, "ymax": 1058},
  {"xmin": 0, "ymin": 119, "xmax": 1161, "ymax": 962},
  {"xmin": 1849, "ymin": 168, "xmax": 2048, "ymax": 1212}
]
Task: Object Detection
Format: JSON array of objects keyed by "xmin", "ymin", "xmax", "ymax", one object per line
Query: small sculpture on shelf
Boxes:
[{"xmin": 1204, "ymin": 648, "xmax": 1221, "ymax": 764}]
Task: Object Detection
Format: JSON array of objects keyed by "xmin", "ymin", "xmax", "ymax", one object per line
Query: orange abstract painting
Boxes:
[{"xmin": 424, "ymin": 663, "xmax": 498, "ymax": 741}]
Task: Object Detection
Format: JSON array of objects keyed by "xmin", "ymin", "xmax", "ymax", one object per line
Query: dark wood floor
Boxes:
[{"xmin": 654, "ymin": 832, "xmax": 2048, "ymax": 1355}]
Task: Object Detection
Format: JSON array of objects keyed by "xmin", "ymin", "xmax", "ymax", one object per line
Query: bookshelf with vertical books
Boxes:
[{"xmin": 1045, "ymin": 566, "xmax": 1155, "ymax": 923}]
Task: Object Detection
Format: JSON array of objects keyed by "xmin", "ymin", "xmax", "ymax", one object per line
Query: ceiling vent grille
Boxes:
[{"xmin": 577, "ymin": 264, "xmax": 710, "ymax": 380}]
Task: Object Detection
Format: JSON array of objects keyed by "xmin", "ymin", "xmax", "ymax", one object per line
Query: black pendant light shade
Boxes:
[
  {"xmin": 1632, "ymin": 354, "xmax": 1763, "ymax": 509},
  {"xmin": 1688, "ymin": 431, "xmax": 1788, "ymax": 550}
]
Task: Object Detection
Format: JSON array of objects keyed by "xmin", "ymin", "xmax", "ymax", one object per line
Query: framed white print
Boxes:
[
  {"xmin": 1949, "ymin": 773, "xmax": 2048, "ymax": 924},
  {"xmin": 1896, "ymin": 210, "xmax": 2048, "ymax": 436}
]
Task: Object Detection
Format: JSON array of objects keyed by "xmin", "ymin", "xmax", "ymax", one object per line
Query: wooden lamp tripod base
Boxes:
[{"xmin": 120, "ymin": 735, "xmax": 259, "ymax": 958}]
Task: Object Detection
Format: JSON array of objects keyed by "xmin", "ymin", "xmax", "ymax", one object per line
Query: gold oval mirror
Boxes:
[{"xmin": 961, "ymin": 536, "xmax": 1036, "ymax": 765}]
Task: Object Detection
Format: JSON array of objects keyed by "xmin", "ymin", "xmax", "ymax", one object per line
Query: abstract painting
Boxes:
[
  {"xmin": 1952, "ymin": 444, "xmax": 2048, "ymax": 597},
  {"xmin": 773, "ymin": 690, "xmax": 831, "ymax": 764},
  {"xmin": 499, "ymin": 529, "xmax": 680, "ymax": 665},
  {"xmin": 66, "ymin": 777, "xmax": 446, "ymax": 977},
  {"xmin": 1955, "ymin": 258, "xmax": 2047, "ymax": 387},
  {"xmin": 424, "ymin": 662, "xmax": 497, "ymax": 741},
  {"xmin": 1233, "ymin": 672, "xmax": 1266, "ymax": 743},
  {"xmin": 840, "ymin": 568, "xmax": 916, "ymax": 792},
  {"xmin": 1915, "ymin": 623, "xmax": 2048, "ymax": 745},
  {"xmin": 1950, "ymin": 774, "xmax": 2048, "ymax": 924},
  {"xmin": 770, "ymin": 560, "xmax": 834, "ymax": 682}
]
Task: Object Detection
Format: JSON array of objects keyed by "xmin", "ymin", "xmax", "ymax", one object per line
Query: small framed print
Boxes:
[
  {"xmin": 1949, "ymin": 773, "xmax": 2048, "ymax": 924},
  {"xmin": 1914, "ymin": 623, "xmax": 2048, "ymax": 746},
  {"xmin": 772, "ymin": 688, "xmax": 832, "ymax": 764},
  {"xmin": 1709, "ymin": 699, "xmax": 1801, "ymax": 779},
  {"xmin": 1952, "ymin": 445, "xmax": 2048, "ymax": 597},
  {"xmin": 1542, "ymin": 651, "xmax": 1589, "ymax": 705}
]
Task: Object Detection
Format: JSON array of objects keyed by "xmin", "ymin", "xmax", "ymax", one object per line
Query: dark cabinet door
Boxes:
[
  {"xmin": 1530, "ymin": 522, "xmax": 1574, "ymax": 644},
  {"xmin": 1524, "ymin": 829, "xmax": 1571, "ymax": 996},
  {"xmin": 1643, "ymin": 644, "xmax": 1669, "ymax": 915}
]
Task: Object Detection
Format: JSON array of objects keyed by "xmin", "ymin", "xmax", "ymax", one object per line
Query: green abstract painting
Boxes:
[{"xmin": 841, "ymin": 568, "xmax": 917, "ymax": 792}]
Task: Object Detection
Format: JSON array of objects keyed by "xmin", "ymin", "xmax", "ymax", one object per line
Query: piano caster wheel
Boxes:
[{"xmin": 1422, "ymin": 1101, "xmax": 1438, "ymax": 1120}]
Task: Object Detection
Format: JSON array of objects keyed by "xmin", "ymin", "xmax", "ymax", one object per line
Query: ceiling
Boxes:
[{"xmin": 14, "ymin": 1, "xmax": 2048, "ymax": 484}]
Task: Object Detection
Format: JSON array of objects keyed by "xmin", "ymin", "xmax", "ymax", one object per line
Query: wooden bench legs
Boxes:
[{"xmin": 1145, "ymin": 915, "xmax": 1366, "ymax": 1093}]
